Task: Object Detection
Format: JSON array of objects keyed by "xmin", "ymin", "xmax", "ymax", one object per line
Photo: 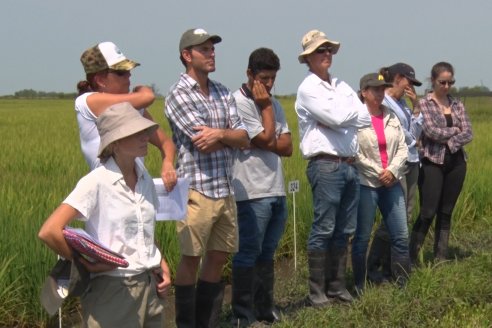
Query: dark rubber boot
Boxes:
[
  {"xmin": 390, "ymin": 249, "xmax": 411, "ymax": 288},
  {"xmin": 351, "ymin": 252, "xmax": 366, "ymax": 296},
  {"xmin": 434, "ymin": 229, "xmax": 450, "ymax": 261},
  {"xmin": 434, "ymin": 212, "xmax": 451, "ymax": 261},
  {"xmin": 326, "ymin": 247, "xmax": 353, "ymax": 303},
  {"xmin": 231, "ymin": 266, "xmax": 257, "ymax": 327},
  {"xmin": 409, "ymin": 216, "xmax": 432, "ymax": 266},
  {"xmin": 175, "ymin": 284, "xmax": 196, "ymax": 328},
  {"xmin": 307, "ymin": 251, "xmax": 330, "ymax": 307},
  {"xmin": 366, "ymin": 234, "xmax": 391, "ymax": 284},
  {"xmin": 254, "ymin": 260, "xmax": 280, "ymax": 323},
  {"xmin": 195, "ymin": 279, "xmax": 224, "ymax": 328}
]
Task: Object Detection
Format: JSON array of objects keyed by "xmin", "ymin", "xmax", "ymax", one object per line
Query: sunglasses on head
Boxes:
[
  {"xmin": 314, "ymin": 46, "xmax": 333, "ymax": 54},
  {"xmin": 107, "ymin": 69, "xmax": 129, "ymax": 76},
  {"xmin": 437, "ymin": 79, "xmax": 455, "ymax": 86}
]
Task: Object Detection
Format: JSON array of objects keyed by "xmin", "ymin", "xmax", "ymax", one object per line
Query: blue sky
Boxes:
[{"xmin": 2, "ymin": 0, "xmax": 491, "ymax": 96}]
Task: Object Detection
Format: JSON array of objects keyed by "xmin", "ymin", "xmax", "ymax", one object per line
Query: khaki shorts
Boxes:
[
  {"xmin": 177, "ymin": 189, "xmax": 238, "ymax": 256},
  {"xmin": 81, "ymin": 271, "xmax": 164, "ymax": 327}
]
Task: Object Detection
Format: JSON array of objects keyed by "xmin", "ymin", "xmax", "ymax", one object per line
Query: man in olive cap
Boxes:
[{"xmin": 165, "ymin": 28, "xmax": 249, "ymax": 327}]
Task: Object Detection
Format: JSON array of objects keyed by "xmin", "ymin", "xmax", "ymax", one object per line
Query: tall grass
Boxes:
[
  {"xmin": 269, "ymin": 251, "xmax": 492, "ymax": 327},
  {"xmin": 0, "ymin": 96, "xmax": 490, "ymax": 326},
  {"xmin": 0, "ymin": 257, "xmax": 26, "ymax": 326}
]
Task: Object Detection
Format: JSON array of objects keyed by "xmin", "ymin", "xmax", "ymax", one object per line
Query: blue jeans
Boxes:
[
  {"xmin": 306, "ymin": 159, "xmax": 360, "ymax": 251},
  {"xmin": 352, "ymin": 183, "xmax": 409, "ymax": 281},
  {"xmin": 232, "ymin": 197, "xmax": 287, "ymax": 267}
]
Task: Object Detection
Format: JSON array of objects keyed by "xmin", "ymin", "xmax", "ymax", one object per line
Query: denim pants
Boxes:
[
  {"xmin": 352, "ymin": 183, "xmax": 409, "ymax": 264},
  {"xmin": 373, "ymin": 161, "xmax": 419, "ymax": 241},
  {"xmin": 232, "ymin": 196, "xmax": 287, "ymax": 267},
  {"xmin": 306, "ymin": 159, "xmax": 360, "ymax": 251}
]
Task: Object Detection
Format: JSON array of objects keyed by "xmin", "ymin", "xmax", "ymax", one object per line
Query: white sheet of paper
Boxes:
[{"xmin": 153, "ymin": 178, "xmax": 190, "ymax": 221}]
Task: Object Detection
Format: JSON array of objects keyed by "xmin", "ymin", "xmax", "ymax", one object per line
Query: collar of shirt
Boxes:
[
  {"xmin": 239, "ymin": 83, "xmax": 254, "ymax": 99},
  {"xmin": 424, "ymin": 92, "xmax": 458, "ymax": 107},
  {"xmin": 179, "ymin": 73, "xmax": 202, "ymax": 91},
  {"xmin": 306, "ymin": 71, "xmax": 339, "ymax": 90},
  {"xmin": 104, "ymin": 157, "xmax": 146, "ymax": 185},
  {"xmin": 239, "ymin": 83, "xmax": 274, "ymax": 100},
  {"xmin": 384, "ymin": 94, "xmax": 411, "ymax": 128}
]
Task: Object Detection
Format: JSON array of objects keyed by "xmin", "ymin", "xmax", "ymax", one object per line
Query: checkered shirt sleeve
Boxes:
[
  {"xmin": 419, "ymin": 94, "xmax": 473, "ymax": 164},
  {"xmin": 165, "ymin": 74, "xmax": 246, "ymax": 198}
]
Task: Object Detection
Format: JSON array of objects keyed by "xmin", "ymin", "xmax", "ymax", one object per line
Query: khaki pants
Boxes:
[{"xmin": 81, "ymin": 271, "xmax": 164, "ymax": 328}]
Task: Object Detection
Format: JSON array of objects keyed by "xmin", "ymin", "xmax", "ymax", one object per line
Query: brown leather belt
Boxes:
[{"xmin": 311, "ymin": 153, "xmax": 356, "ymax": 164}]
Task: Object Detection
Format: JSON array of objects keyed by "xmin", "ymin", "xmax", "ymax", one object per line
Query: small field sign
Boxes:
[{"xmin": 288, "ymin": 180, "xmax": 300, "ymax": 193}]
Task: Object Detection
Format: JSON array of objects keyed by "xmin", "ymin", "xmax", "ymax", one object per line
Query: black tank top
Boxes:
[{"xmin": 444, "ymin": 113, "xmax": 453, "ymax": 127}]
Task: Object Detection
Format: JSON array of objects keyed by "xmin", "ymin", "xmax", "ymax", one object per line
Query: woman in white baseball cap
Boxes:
[
  {"xmin": 75, "ymin": 41, "xmax": 177, "ymax": 191},
  {"xmin": 39, "ymin": 102, "xmax": 172, "ymax": 327}
]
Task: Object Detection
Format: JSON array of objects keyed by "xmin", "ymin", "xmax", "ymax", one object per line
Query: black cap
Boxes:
[
  {"xmin": 388, "ymin": 63, "xmax": 422, "ymax": 86},
  {"xmin": 360, "ymin": 73, "xmax": 393, "ymax": 90}
]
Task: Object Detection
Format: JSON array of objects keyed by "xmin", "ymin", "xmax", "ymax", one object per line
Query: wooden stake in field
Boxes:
[
  {"xmin": 288, "ymin": 180, "xmax": 300, "ymax": 271},
  {"xmin": 57, "ymin": 255, "xmax": 62, "ymax": 328}
]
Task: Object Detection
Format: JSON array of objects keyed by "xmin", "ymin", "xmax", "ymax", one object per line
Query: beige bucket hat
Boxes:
[
  {"xmin": 96, "ymin": 102, "xmax": 158, "ymax": 157},
  {"xmin": 298, "ymin": 29, "xmax": 340, "ymax": 63}
]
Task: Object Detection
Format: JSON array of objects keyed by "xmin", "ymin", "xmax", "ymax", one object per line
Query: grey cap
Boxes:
[{"xmin": 179, "ymin": 28, "xmax": 222, "ymax": 52}]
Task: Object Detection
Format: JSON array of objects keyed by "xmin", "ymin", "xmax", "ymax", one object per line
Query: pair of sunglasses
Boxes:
[
  {"xmin": 107, "ymin": 69, "xmax": 129, "ymax": 76},
  {"xmin": 314, "ymin": 46, "xmax": 334, "ymax": 54},
  {"xmin": 437, "ymin": 79, "xmax": 455, "ymax": 86}
]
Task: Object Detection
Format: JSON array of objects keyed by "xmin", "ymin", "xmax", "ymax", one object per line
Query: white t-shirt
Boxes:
[
  {"xmin": 63, "ymin": 157, "xmax": 161, "ymax": 277},
  {"xmin": 75, "ymin": 93, "xmax": 145, "ymax": 170},
  {"xmin": 231, "ymin": 88, "xmax": 289, "ymax": 201},
  {"xmin": 75, "ymin": 93, "xmax": 100, "ymax": 170}
]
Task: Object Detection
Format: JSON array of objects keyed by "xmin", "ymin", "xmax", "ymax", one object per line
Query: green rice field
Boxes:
[{"xmin": 0, "ymin": 97, "xmax": 491, "ymax": 327}]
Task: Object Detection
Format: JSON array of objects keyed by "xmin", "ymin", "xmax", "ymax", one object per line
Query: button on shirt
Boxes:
[
  {"xmin": 165, "ymin": 73, "xmax": 248, "ymax": 199},
  {"xmin": 63, "ymin": 157, "xmax": 161, "ymax": 277},
  {"xmin": 295, "ymin": 72, "xmax": 371, "ymax": 158}
]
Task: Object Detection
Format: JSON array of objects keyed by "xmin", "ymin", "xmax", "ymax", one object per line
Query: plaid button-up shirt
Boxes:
[
  {"xmin": 165, "ymin": 73, "xmax": 247, "ymax": 198},
  {"xmin": 419, "ymin": 93, "xmax": 473, "ymax": 165}
]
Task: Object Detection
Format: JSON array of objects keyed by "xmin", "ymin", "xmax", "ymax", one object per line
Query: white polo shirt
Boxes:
[
  {"xmin": 63, "ymin": 157, "xmax": 161, "ymax": 277},
  {"xmin": 295, "ymin": 72, "xmax": 371, "ymax": 158}
]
